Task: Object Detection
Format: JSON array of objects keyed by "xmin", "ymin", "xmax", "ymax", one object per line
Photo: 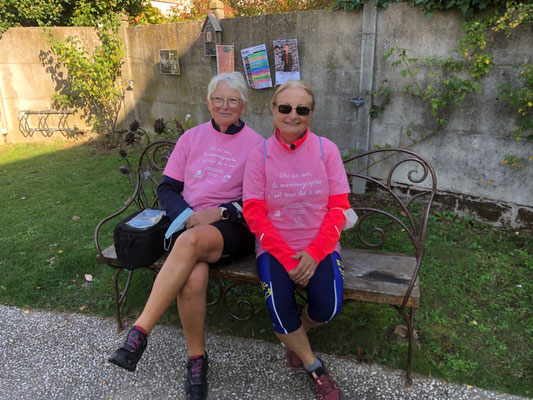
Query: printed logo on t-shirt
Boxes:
[{"xmin": 294, "ymin": 215, "xmax": 304, "ymax": 227}]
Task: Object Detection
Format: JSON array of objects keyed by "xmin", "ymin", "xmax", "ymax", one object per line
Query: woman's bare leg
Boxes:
[
  {"xmin": 177, "ymin": 262, "xmax": 209, "ymax": 356},
  {"xmin": 277, "ymin": 305, "xmax": 326, "ymax": 365},
  {"xmin": 134, "ymin": 225, "xmax": 222, "ymax": 333},
  {"xmin": 276, "ymin": 327, "xmax": 315, "ymax": 365},
  {"xmin": 301, "ymin": 305, "xmax": 324, "ymax": 332}
]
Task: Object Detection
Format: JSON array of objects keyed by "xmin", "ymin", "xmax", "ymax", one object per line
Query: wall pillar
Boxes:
[{"xmin": 353, "ymin": 0, "xmax": 378, "ymax": 192}]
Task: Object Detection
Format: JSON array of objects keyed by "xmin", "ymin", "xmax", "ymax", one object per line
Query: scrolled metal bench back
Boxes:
[{"xmin": 342, "ymin": 148, "xmax": 437, "ymax": 260}]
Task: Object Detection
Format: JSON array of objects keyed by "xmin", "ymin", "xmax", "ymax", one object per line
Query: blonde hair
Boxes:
[
  {"xmin": 271, "ymin": 80, "xmax": 315, "ymax": 135},
  {"xmin": 207, "ymin": 72, "xmax": 248, "ymax": 105},
  {"xmin": 271, "ymin": 80, "xmax": 315, "ymax": 111}
]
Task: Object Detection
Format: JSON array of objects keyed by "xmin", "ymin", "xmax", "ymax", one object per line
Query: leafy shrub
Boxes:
[{"xmin": 0, "ymin": 0, "xmax": 143, "ymax": 36}]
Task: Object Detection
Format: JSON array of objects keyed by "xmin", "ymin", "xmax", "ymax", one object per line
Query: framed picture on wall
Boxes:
[{"xmin": 160, "ymin": 49, "xmax": 180, "ymax": 75}]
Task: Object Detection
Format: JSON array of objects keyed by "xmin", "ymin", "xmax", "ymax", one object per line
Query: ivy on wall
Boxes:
[
  {"xmin": 333, "ymin": 0, "xmax": 509, "ymax": 18},
  {"xmin": 372, "ymin": 2, "xmax": 533, "ymax": 168}
]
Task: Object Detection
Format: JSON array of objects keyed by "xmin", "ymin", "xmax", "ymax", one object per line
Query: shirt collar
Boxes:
[
  {"xmin": 211, "ymin": 119, "xmax": 245, "ymax": 135},
  {"xmin": 275, "ymin": 128, "xmax": 308, "ymax": 151}
]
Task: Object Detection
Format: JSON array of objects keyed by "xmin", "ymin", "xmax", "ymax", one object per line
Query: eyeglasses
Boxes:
[
  {"xmin": 210, "ymin": 97, "xmax": 242, "ymax": 109},
  {"xmin": 275, "ymin": 104, "xmax": 313, "ymax": 116}
]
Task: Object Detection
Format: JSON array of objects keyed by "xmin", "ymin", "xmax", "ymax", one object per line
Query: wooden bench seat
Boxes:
[{"xmin": 98, "ymin": 245, "xmax": 419, "ymax": 308}]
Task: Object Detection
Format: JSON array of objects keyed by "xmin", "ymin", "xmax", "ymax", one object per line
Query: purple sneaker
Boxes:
[
  {"xmin": 108, "ymin": 325, "xmax": 148, "ymax": 372},
  {"xmin": 185, "ymin": 354, "xmax": 208, "ymax": 400}
]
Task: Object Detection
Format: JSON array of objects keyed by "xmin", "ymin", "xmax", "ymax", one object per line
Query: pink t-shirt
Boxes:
[
  {"xmin": 243, "ymin": 132, "xmax": 350, "ymax": 257},
  {"xmin": 164, "ymin": 121, "xmax": 264, "ymax": 211}
]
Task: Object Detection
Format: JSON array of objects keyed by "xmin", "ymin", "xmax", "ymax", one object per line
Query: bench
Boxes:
[
  {"xmin": 17, "ymin": 109, "xmax": 78, "ymax": 137},
  {"xmin": 94, "ymin": 138, "xmax": 436, "ymax": 385}
]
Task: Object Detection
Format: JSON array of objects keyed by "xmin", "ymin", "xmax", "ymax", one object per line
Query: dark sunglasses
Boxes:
[{"xmin": 275, "ymin": 104, "xmax": 312, "ymax": 116}]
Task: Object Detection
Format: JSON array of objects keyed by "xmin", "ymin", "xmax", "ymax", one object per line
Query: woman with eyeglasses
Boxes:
[
  {"xmin": 108, "ymin": 72, "xmax": 263, "ymax": 400},
  {"xmin": 243, "ymin": 80, "xmax": 350, "ymax": 400}
]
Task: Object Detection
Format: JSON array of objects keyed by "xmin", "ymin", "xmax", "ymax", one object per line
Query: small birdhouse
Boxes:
[{"xmin": 202, "ymin": 14, "xmax": 222, "ymax": 57}]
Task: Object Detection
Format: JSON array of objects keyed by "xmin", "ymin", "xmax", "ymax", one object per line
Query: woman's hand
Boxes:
[
  {"xmin": 288, "ymin": 251, "xmax": 317, "ymax": 286},
  {"xmin": 186, "ymin": 207, "xmax": 221, "ymax": 229}
]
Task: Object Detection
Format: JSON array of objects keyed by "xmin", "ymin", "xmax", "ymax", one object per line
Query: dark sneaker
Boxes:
[
  {"xmin": 285, "ymin": 348, "xmax": 304, "ymax": 370},
  {"xmin": 307, "ymin": 359, "xmax": 346, "ymax": 400},
  {"xmin": 108, "ymin": 326, "xmax": 148, "ymax": 372},
  {"xmin": 185, "ymin": 354, "xmax": 208, "ymax": 400}
]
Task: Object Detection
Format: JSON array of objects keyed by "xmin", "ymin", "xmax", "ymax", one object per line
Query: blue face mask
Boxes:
[{"xmin": 164, "ymin": 207, "xmax": 194, "ymax": 240}]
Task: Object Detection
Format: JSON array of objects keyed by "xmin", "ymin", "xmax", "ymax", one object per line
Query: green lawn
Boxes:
[{"xmin": 0, "ymin": 140, "xmax": 531, "ymax": 398}]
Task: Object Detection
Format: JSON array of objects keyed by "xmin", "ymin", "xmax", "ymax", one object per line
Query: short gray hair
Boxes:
[{"xmin": 207, "ymin": 72, "xmax": 248, "ymax": 105}]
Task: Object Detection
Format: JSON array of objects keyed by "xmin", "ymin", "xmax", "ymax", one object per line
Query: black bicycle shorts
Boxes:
[{"xmin": 211, "ymin": 220, "xmax": 255, "ymax": 262}]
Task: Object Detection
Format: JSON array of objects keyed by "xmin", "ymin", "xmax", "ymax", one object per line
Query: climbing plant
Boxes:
[
  {"xmin": 383, "ymin": 46, "xmax": 483, "ymax": 148},
  {"xmin": 332, "ymin": 0, "xmax": 509, "ymax": 18},
  {"xmin": 45, "ymin": 14, "xmax": 129, "ymax": 146},
  {"xmin": 499, "ymin": 64, "xmax": 533, "ymax": 167},
  {"xmin": 375, "ymin": 2, "xmax": 532, "ymax": 165}
]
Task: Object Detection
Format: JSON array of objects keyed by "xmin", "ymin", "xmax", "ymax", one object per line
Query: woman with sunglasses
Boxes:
[
  {"xmin": 108, "ymin": 72, "xmax": 263, "ymax": 400},
  {"xmin": 243, "ymin": 80, "xmax": 350, "ymax": 400}
]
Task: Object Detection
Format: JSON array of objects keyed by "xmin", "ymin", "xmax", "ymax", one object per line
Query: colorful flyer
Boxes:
[
  {"xmin": 273, "ymin": 39, "xmax": 300, "ymax": 85},
  {"xmin": 240, "ymin": 44, "xmax": 272, "ymax": 89},
  {"xmin": 216, "ymin": 45, "xmax": 234, "ymax": 74}
]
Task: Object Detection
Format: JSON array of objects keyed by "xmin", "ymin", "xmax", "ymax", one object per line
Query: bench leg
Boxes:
[{"xmin": 113, "ymin": 268, "xmax": 134, "ymax": 333}]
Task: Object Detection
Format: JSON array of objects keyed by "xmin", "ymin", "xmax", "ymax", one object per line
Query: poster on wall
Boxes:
[
  {"xmin": 160, "ymin": 49, "xmax": 180, "ymax": 75},
  {"xmin": 273, "ymin": 39, "xmax": 300, "ymax": 85},
  {"xmin": 240, "ymin": 44, "xmax": 272, "ymax": 89},
  {"xmin": 216, "ymin": 45, "xmax": 235, "ymax": 74}
]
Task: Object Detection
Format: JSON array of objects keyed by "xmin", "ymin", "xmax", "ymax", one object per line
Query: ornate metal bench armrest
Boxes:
[
  {"xmin": 94, "ymin": 139, "xmax": 177, "ymax": 269},
  {"xmin": 342, "ymin": 148, "xmax": 437, "ymax": 311}
]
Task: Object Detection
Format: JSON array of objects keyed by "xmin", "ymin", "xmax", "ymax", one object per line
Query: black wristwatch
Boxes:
[{"xmin": 220, "ymin": 207, "xmax": 230, "ymax": 220}]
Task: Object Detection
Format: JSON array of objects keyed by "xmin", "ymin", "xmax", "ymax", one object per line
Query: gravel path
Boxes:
[{"xmin": 0, "ymin": 305, "xmax": 526, "ymax": 400}]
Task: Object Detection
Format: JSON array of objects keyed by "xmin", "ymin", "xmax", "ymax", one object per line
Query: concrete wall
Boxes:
[
  {"xmin": 0, "ymin": 26, "xmax": 101, "ymax": 142},
  {"xmin": 0, "ymin": 4, "xmax": 531, "ymax": 228},
  {"xmin": 124, "ymin": 10, "xmax": 362, "ymax": 153},
  {"xmin": 369, "ymin": 4, "xmax": 532, "ymax": 227}
]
